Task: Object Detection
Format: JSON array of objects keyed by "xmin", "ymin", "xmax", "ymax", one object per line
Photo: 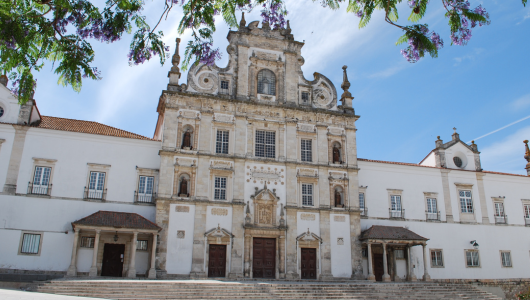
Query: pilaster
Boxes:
[
  {"xmin": 319, "ymin": 210, "xmax": 333, "ymax": 280},
  {"xmin": 476, "ymin": 172, "xmax": 490, "ymax": 224},
  {"xmin": 229, "ymin": 204, "xmax": 245, "ymax": 278},
  {"xmin": 440, "ymin": 169, "xmax": 454, "ymax": 223},
  {"xmin": 3, "ymin": 125, "xmax": 29, "ymax": 194},
  {"xmin": 190, "ymin": 203, "xmax": 207, "ymax": 278},
  {"xmin": 285, "ymin": 208, "xmax": 298, "ymax": 279}
]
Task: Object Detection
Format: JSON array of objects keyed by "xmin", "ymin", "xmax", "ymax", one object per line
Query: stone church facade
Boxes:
[{"xmin": 1, "ymin": 18, "xmax": 530, "ymax": 283}]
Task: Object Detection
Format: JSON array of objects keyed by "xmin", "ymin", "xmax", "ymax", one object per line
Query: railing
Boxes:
[
  {"xmin": 135, "ymin": 191, "xmax": 156, "ymax": 204},
  {"xmin": 426, "ymin": 210, "xmax": 440, "ymax": 221},
  {"xmin": 495, "ymin": 215, "xmax": 508, "ymax": 224},
  {"xmin": 525, "ymin": 218, "xmax": 530, "ymax": 226},
  {"xmin": 84, "ymin": 187, "xmax": 107, "ymax": 200},
  {"xmin": 27, "ymin": 182, "xmax": 52, "ymax": 196},
  {"xmin": 389, "ymin": 208, "xmax": 405, "ymax": 219},
  {"xmin": 361, "ymin": 207, "xmax": 368, "ymax": 217}
]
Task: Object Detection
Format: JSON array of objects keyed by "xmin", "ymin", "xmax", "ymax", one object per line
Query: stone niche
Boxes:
[{"xmin": 250, "ymin": 185, "xmax": 281, "ymax": 227}]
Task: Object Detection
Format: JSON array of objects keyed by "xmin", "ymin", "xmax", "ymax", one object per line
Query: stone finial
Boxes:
[
  {"xmin": 524, "ymin": 140, "xmax": 530, "ymax": 175},
  {"xmin": 435, "ymin": 136, "xmax": 443, "ymax": 148},
  {"xmin": 279, "ymin": 203, "xmax": 285, "ymax": 228},
  {"xmin": 245, "ymin": 201, "xmax": 252, "ymax": 224},
  {"xmin": 171, "ymin": 38, "xmax": 181, "ymax": 73},
  {"xmin": 470, "ymin": 140, "xmax": 478, "ymax": 152},
  {"xmin": 0, "ymin": 74, "xmax": 7, "ymax": 87},
  {"xmin": 240, "ymin": 12, "xmax": 246, "ymax": 28},
  {"xmin": 451, "ymin": 127, "xmax": 460, "ymax": 141},
  {"xmin": 339, "ymin": 66, "xmax": 353, "ymax": 109},
  {"xmin": 167, "ymin": 38, "xmax": 182, "ymax": 90}
]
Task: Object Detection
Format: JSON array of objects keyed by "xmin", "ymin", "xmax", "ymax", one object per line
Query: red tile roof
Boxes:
[
  {"xmin": 361, "ymin": 225, "xmax": 428, "ymax": 241},
  {"xmin": 34, "ymin": 116, "xmax": 157, "ymax": 141},
  {"xmin": 72, "ymin": 211, "xmax": 161, "ymax": 231}
]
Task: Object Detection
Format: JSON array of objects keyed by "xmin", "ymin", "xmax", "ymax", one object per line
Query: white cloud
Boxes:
[
  {"xmin": 517, "ymin": 12, "xmax": 530, "ymax": 25},
  {"xmin": 480, "ymin": 126, "xmax": 530, "ymax": 175},
  {"xmin": 453, "ymin": 48, "xmax": 485, "ymax": 66},
  {"xmin": 368, "ymin": 64, "xmax": 407, "ymax": 79},
  {"xmin": 510, "ymin": 94, "xmax": 530, "ymax": 111}
]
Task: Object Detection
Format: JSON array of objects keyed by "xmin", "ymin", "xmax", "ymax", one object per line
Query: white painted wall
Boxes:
[
  {"xmin": 329, "ymin": 213, "xmax": 352, "ymax": 278},
  {"xmin": 166, "ymin": 204, "xmax": 195, "ymax": 275},
  {"xmin": 206, "ymin": 206, "xmax": 233, "ymax": 232},
  {"xmin": 16, "ymin": 128, "xmax": 160, "ymax": 201},
  {"xmin": 445, "ymin": 142, "xmax": 476, "ymax": 171},
  {"xmin": 0, "ymin": 125, "xmax": 15, "ymax": 192},
  {"xmin": 0, "ymin": 85, "xmax": 21, "ymax": 125},
  {"xmin": 297, "ymin": 212, "xmax": 320, "ymax": 236},
  {"xmin": 0, "ymin": 195, "xmax": 155, "ymax": 271}
]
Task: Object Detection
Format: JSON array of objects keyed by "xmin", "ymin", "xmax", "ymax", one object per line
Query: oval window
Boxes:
[
  {"xmin": 453, "ymin": 156, "xmax": 463, "ymax": 168},
  {"xmin": 0, "ymin": 106, "xmax": 4, "ymax": 118}
]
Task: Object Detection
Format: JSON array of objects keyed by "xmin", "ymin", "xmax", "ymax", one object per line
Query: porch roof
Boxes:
[
  {"xmin": 360, "ymin": 225, "xmax": 428, "ymax": 241},
  {"xmin": 72, "ymin": 210, "xmax": 161, "ymax": 231}
]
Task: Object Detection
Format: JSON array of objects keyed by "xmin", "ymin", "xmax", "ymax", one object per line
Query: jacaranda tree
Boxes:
[{"xmin": 0, "ymin": 0, "xmax": 527, "ymax": 103}]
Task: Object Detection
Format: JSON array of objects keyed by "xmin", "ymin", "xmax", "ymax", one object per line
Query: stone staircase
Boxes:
[{"xmin": 34, "ymin": 280, "xmax": 503, "ymax": 299}]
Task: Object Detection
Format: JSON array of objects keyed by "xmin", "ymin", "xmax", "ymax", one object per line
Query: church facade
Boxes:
[{"xmin": 1, "ymin": 19, "xmax": 529, "ymax": 282}]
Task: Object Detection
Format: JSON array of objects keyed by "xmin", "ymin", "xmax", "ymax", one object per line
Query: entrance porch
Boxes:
[
  {"xmin": 361, "ymin": 225, "xmax": 431, "ymax": 282},
  {"xmin": 67, "ymin": 211, "xmax": 161, "ymax": 278}
]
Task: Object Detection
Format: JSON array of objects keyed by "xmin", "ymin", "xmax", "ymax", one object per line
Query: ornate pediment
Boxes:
[
  {"xmin": 296, "ymin": 229, "xmax": 322, "ymax": 243},
  {"xmin": 248, "ymin": 183, "xmax": 284, "ymax": 228},
  {"xmin": 205, "ymin": 224, "xmax": 233, "ymax": 244}
]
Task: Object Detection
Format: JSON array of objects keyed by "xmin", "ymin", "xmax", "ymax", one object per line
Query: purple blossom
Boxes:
[
  {"xmin": 260, "ymin": 1, "xmax": 287, "ymax": 30},
  {"xmin": 444, "ymin": 0, "xmax": 490, "ymax": 45},
  {"xmin": 194, "ymin": 42, "xmax": 222, "ymax": 66},
  {"xmin": 401, "ymin": 27, "xmax": 444, "ymax": 63},
  {"xmin": 430, "ymin": 31, "xmax": 444, "ymax": 50},
  {"xmin": 356, "ymin": 10, "xmax": 363, "ymax": 18},
  {"xmin": 408, "ymin": 0, "xmax": 417, "ymax": 8}
]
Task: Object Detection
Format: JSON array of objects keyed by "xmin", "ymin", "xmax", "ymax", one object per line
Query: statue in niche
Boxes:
[
  {"xmin": 182, "ymin": 130, "xmax": 192, "ymax": 149},
  {"xmin": 179, "ymin": 178, "xmax": 189, "ymax": 197},
  {"xmin": 333, "ymin": 146, "xmax": 341, "ymax": 163},
  {"xmin": 335, "ymin": 190, "xmax": 342, "ymax": 207}
]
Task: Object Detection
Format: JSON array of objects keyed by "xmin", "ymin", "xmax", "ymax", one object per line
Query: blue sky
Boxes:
[{"xmin": 31, "ymin": 1, "xmax": 530, "ymax": 174}]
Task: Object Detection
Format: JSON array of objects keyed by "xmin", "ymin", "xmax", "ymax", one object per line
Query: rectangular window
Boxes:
[
  {"xmin": 302, "ymin": 184, "xmax": 313, "ymax": 206},
  {"xmin": 466, "ymin": 250, "xmax": 480, "ymax": 267},
  {"xmin": 391, "ymin": 195, "xmax": 401, "ymax": 211},
  {"xmin": 359, "ymin": 193, "xmax": 365, "ymax": 212},
  {"xmin": 220, "ymin": 80, "xmax": 229, "ymax": 90},
  {"xmin": 501, "ymin": 251, "xmax": 512, "ymax": 267},
  {"xmin": 137, "ymin": 240, "xmax": 148, "ymax": 251},
  {"xmin": 137, "ymin": 175, "xmax": 154, "ymax": 203},
  {"xmin": 215, "ymin": 130, "xmax": 229, "ymax": 154},
  {"xmin": 301, "ymin": 139, "xmax": 312, "ymax": 162},
  {"xmin": 20, "ymin": 233, "xmax": 41, "ymax": 254},
  {"xmin": 394, "ymin": 249, "xmax": 405, "ymax": 259},
  {"xmin": 80, "ymin": 237, "xmax": 95, "ymax": 248},
  {"xmin": 32, "ymin": 166, "xmax": 51, "ymax": 195},
  {"xmin": 426, "ymin": 198, "xmax": 437, "ymax": 213},
  {"xmin": 89, "ymin": 171, "xmax": 106, "ymax": 191},
  {"xmin": 362, "ymin": 248, "xmax": 368, "ymax": 258},
  {"xmin": 525, "ymin": 204, "xmax": 530, "ymax": 219},
  {"xmin": 431, "ymin": 250, "xmax": 444, "ymax": 267},
  {"xmin": 214, "ymin": 177, "xmax": 227, "ymax": 200},
  {"xmin": 255, "ymin": 130, "xmax": 275, "ymax": 158},
  {"xmin": 459, "ymin": 190, "xmax": 473, "ymax": 213},
  {"xmin": 494, "ymin": 202, "xmax": 505, "ymax": 216},
  {"xmin": 301, "ymin": 92, "xmax": 309, "ymax": 103}
]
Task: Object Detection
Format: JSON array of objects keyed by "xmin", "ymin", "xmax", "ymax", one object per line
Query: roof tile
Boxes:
[
  {"xmin": 361, "ymin": 225, "xmax": 428, "ymax": 241},
  {"xmin": 72, "ymin": 211, "xmax": 161, "ymax": 231}
]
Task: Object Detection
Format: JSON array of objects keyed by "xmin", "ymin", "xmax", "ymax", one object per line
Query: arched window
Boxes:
[{"xmin": 257, "ymin": 69, "xmax": 276, "ymax": 96}]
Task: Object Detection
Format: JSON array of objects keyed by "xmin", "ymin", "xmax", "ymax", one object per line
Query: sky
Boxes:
[{"xmin": 30, "ymin": 0, "xmax": 530, "ymax": 175}]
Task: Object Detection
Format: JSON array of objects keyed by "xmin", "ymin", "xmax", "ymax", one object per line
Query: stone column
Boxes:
[
  {"xmin": 366, "ymin": 243, "xmax": 375, "ymax": 281},
  {"xmin": 190, "ymin": 204, "xmax": 207, "ymax": 278},
  {"xmin": 319, "ymin": 211, "xmax": 333, "ymax": 280},
  {"xmin": 440, "ymin": 169, "xmax": 454, "ymax": 222},
  {"xmin": 349, "ymin": 210, "xmax": 363, "ymax": 279},
  {"xmin": 422, "ymin": 243, "xmax": 431, "ymax": 281},
  {"xmin": 89, "ymin": 230, "xmax": 101, "ymax": 277},
  {"xmin": 382, "ymin": 243, "xmax": 391, "ymax": 282},
  {"xmin": 127, "ymin": 232, "xmax": 138, "ymax": 278},
  {"xmin": 148, "ymin": 233, "xmax": 158, "ymax": 279},
  {"xmin": 278, "ymin": 235, "xmax": 285, "ymax": 279},
  {"xmin": 246, "ymin": 122, "xmax": 253, "ymax": 157},
  {"xmin": 229, "ymin": 203, "xmax": 245, "ymax": 278},
  {"xmin": 407, "ymin": 245, "xmax": 417, "ymax": 281},
  {"xmin": 244, "ymin": 234, "xmax": 251, "ymax": 278},
  {"xmin": 3, "ymin": 125, "xmax": 29, "ymax": 194},
  {"xmin": 285, "ymin": 208, "xmax": 298, "ymax": 279},
  {"xmin": 67, "ymin": 228, "xmax": 80, "ymax": 276}
]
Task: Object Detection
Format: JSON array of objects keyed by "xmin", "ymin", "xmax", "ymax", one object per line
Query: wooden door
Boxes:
[
  {"xmin": 301, "ymin": 248, "xmax": 317, "ymax": 279},
  {"xmin": 253, "ymin": 238, "xmax": 276, "ymax": 278},
  {"xmin": 101, "ymin": 244, "xmax": 125, "ymax": 277},
  {"xmin": 373, "ymin": 253, "xmax": 384, "ymax": 282},
  {"xmin": 208, "ymin": 244, "xmax": 227, "ymax": 277}
]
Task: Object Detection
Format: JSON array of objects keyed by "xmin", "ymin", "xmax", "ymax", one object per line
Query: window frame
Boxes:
[
  {"xmin": 459, "ymin": 190, "xmax": 474, "ymax": 213},
  {"xmin": 257, "ymin": 69, "xmax": 276, "ymax": 96},
  {"xmin": 214, "ymin": 176, "xmax": 227, "ymax": 200},
  {"xmin": 500, "ymin": 251, "xmax": 512, "ymax": 268},
  {"xmin": 359, "ymin": 192, "xmax": 365, "ymax": 212},
  {"xmin": 30, "ymin": 158, "xmax": 57, "ymax": 196},
  {"xmin": 300, "ymin": 139, "xmax": 312, "ymax": 162},
  {"xmin": 394, "ymin": 249, "xmax": 405, "ymax": 260},
  {"xmin": 86, "ymin": 163, "xmax": 111, "ymax": 200},
  {"xmin": 301, "ymin": 183, "xmax": 314, "ymax": 207},
  {"xmin": 430, "ymin": 249, "xmax": 444, "ymax": 268},
  {"xmin": 465, "ymin": 249, "xmax": 480, "ymax": 268},
  {"xmin": 137, "ymin": 240, "xmax": 149, "ymax": 251},
  {"xmin": 390, "ymin": 195, "xmax": 402, "ymax": 211},
  {"xmin": 255, "ymin": 130, "xmax": 276, "ymax": 159},
  {"xmin": 138, "ymin": 175, "xmax": 155, "ymax": 198},
  {"xmin": 215, "ymin": 130, "xmax": 230, "ymax": 154},
  {"xmin": 524, "ymin": 204, "xmax": 530, "ymax": 219},
  {"xmin": 80, "ymin": 236, "xmax": 95, "ymax": 248},
  {"xmin": 18, "ymin": 231, "xmax": 43, "ymax": 256},
  {"xmin": 301, "ymin": 91, "xmax": 310, "ymax": 104}
]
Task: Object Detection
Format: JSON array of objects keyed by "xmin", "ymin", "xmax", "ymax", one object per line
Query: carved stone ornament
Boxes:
[
  {"xmin": 210, "ymin": 160, "xmax": 233, "ymax": 170},
  {"xmin": 251, "ymin": 184, "xmax": 280, "ymax": 227},
  {"xmin": 328, "ymin": 127, "xmax": 344, "ymax": 136},
  {"xmin": 300, "ymin": 213, "xmax": 316, "ymax": 221},
  {"xmin": 296, "ymin": 229, "xmax": 322, "ymax": 243},
  {"xmin": 204, "ymin": 224, "xmax": 233, "ymax": 244},
  {"xmin": 333, "ymin": 215, "xmax": 346, "ymax": 222},
  {"xmin": 247, "ymin": 165, "xmax": 285, "ymax": 186},
  {"xmin": 175, "ymin": 206, "xmax": 190, "ymax": 213},
  {"xmin": 178, "ymin": 109, "xmax": 201, "ymax": 119},
  {"xmin": 213, "ymin": 113, "xmax": 235, "ymax": 123},
  {"xmin": 297, "ymin": 168, "xmax": 318, "ymax": 177},
  {"xmin": 298, "ymin": 124, "xmax": 315, "ymax": 132},
  {"xmin": 211, "ymin": 208, "xmax": 229, "ymax": 216}
]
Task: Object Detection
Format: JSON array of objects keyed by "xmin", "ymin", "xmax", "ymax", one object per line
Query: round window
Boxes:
[
  {"xmin": 0, "ymin": 106, "xmax": 4, "ymax": 118},
  {"xmin": 453, "ymin": 156, "xmax": 463, "ymax": 168}
]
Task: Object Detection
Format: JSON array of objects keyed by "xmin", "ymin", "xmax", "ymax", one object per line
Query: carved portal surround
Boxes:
[
  {"xmin": 296, "ymin": 229, "xmax": 322, "ymax": 279},
  {"xmin": 243, "ymin": 185, "xmax": 286, "ymax": 279},
  {"xmin": 173, "ymin": 158, "xmax": 197, "ymax": 198},
  {"xmin": 204, "ymin": 225, "xmax": 233, "ymax": 278}
]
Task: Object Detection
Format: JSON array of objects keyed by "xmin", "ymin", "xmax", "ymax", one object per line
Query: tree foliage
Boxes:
[{"xmin": 0, "ymin": 0, "xmax": 526, "ymax": 103}]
